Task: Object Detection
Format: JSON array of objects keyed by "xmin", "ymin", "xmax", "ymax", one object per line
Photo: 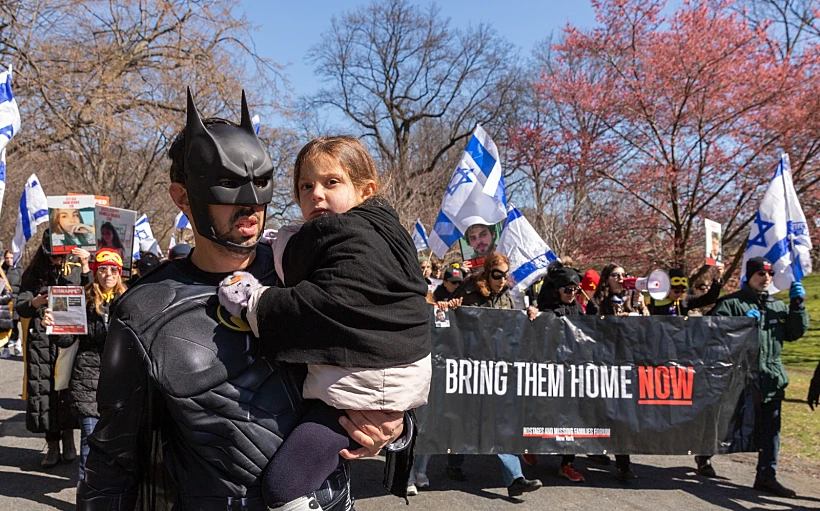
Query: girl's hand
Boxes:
[{"xmin": 42, "ymin": 309, "xmax": 54, "ymax": 327}]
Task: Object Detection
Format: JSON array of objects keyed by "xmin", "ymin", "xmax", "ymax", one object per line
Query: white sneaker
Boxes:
[
  {"xmin": 415, "ymin": 472, "xmax": 430, "ymax": 488},
  {"xmin": 1, "ymin": 347, "xmax": 8, "ymax": 359},
  {"xmin": 406, "ymin": 484, "xmax": 418, "ymax": 496}
]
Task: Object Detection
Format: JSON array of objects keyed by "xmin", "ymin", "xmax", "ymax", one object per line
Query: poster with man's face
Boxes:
[
  {"xmin": 459, "ymin": 222, "xmax": 503, "ymax": 262},
  {"xmin": 704, "ymin": 219, "xmax": 722, "ymax": 266}
]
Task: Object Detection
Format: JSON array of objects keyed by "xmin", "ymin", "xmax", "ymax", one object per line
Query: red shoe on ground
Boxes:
[
  {"xmin": 559, "ymin": 463, "xmax": 585, "ymax": 483},
  {"xmin": 521, "ymin": 454, "xmax": 537, "ymax": 466}
]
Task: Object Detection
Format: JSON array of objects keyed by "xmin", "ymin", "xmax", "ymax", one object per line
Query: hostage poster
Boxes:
[
  {"xmin": 415, "ymin": 307, "xmax": 759, "ymax": 456},
  {"xmin": 47, "ymin": 286, "xmax": 87, "ymax": 335},
  {"xmin": 48, "ymin": 195, "xmax": 96, "ymax": 254},
  {"xmin": 95, "ymin": 206, "xmax": 137, "ymax": 277}
]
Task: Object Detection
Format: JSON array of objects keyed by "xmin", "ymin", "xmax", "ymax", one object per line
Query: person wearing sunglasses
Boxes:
[
  {"xmin": 710, "ymin": 256, "xmax": 808, "ymax": 498},
  {"xmin": 525, "ymin": 262, "xmax": 587, "ymax": 483},
  {"xmin": 444, "ymin": 253, "xmax": 543, "ymax": 498},
  {"xmin": 585, "ymin": 262, "xmax": 647, "ymax": 482},
  {"xmin": 647, "ymin": 267, "xmax": 723, "ymax": 319},
  {"xmin": 586, "ymin": 263, "xmax": 648, "ymax": 317}
]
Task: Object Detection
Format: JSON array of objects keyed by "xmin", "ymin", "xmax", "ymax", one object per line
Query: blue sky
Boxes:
[{"xmin": 241, "ymin": 0, "xmax": 597, "ymax": 125}]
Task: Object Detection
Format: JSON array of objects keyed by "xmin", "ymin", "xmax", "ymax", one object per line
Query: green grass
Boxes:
[
  {"xmin": 774, "ymin": 273, "xmax": 820, "ymax": 460},
  {"xmin": 775, "ymin": 273, "xmax": 820, "ymax": 370}
]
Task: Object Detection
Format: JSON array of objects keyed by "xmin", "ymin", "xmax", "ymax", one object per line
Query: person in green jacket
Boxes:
[{"xmin": 711, "ymin": 256, "xmax": 808, "ymax": 498}]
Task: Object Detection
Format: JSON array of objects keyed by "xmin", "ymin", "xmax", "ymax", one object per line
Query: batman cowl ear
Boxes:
[
  {"xmin": 185, "ymin": 87, "xmax": 208, "ymax": 146},
  {"xmin": 239, "ymin": 90, "xmax": 255, "ymax": 135}
]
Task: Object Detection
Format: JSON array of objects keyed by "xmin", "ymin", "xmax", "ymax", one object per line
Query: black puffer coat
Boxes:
[
  {"xmin": 3, "ymin": 262, "xmax": 22, "ymax": 322},
  {"xmin": 18, "ymin": 262, "xmax": 90, "ymax": 433},
  {"xmin": 54, "ymin": 294, "xmax": 118, "ymax": 418},
  {"xmin": 0, "ymin": 286, "xmax": 13, "ymax": 332}
]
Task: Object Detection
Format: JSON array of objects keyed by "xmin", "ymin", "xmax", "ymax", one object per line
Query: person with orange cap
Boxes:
[{"xmin": 42, "ymin": 248, "xmax": 128, "ymax": 479}]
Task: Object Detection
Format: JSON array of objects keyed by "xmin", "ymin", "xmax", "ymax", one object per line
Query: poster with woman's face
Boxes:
[
  {"xmin": 95, "ymin": 206, "xmax": 138, "ymax": 277},
  {"xmin": 47, "ymin": 195, "xmax": 97, "ymax": 254},
  {"xmin": 704, "ymin": 219, "xmax": 722, "ymax": 266}
]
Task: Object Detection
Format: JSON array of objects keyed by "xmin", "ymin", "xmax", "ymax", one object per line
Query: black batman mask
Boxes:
[{"xmin": 183, "ymin": 88, "xmax": 273, "ymax": 251}]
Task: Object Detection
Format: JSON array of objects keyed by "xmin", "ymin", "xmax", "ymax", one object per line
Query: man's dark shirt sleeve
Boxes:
[{"xmin": 77, "ymin": 317, "xmax": 156, "ymax": 511}]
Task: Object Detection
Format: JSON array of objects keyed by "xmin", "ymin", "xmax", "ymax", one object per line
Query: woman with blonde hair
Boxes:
[{"xmin": 43, "ymin": 248, "xmax": 127, "ymax": 479}]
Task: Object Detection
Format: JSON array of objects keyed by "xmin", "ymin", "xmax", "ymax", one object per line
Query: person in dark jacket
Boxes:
[
  {"xmin": 2, "ymin": 249, "xmax": 22, "ymax": 357},
  {"xmin": 586, "ymin": 262, "xmax": 648, "ymax": 482},
  {"xmin": 0, "ymin": 265, "xmax": 15, "ymax": 357},
  {"xmin": 17, "ymin": 230, "xmax": 91, "ymax": 468},
  {"xmin": 78, "ymin": 98, "xmax": 407, "ymax": 511},
  {"xmin": 445, "ymin": 253, "xmax": 543, "ymax": 498},
  {"xmin": 647, "ymin": 267, "xmax": 723, "ymax": 317},
  {"xmin": 530, "ymin": 263, "xmax": 586, "ymax": 482},
  {"xmin": 44, "ymin": 248, "xmax": 127, "ymax": 479},
  {"xmin": 711, "ymin": 256, "xmax": 808, "ymax": 498},
  {"xmin": 433, "ymin": 267, "xmax": 464, "ymax": 303}
]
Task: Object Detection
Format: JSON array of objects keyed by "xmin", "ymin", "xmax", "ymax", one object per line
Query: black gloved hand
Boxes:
[{"xmin": 808, "ymin": 360, "xmax": 820, "ymax": 411}]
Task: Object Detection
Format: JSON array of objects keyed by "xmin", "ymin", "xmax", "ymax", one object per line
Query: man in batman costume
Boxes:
[{"xmin": 76, "ymin": 89, "xmax": 411, "ymax": 511}]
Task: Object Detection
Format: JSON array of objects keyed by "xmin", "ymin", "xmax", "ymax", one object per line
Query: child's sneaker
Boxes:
[
  {"xmin": 558, "ymin": 463, "xmax": 585, "ymax": 483},
  {"xmin": 1, "ymin": 347, "xmax": 9, "ymax": 359},
  {"xmin": 406, "ymin": 484, "xmax": 418, "ymax": 496}
]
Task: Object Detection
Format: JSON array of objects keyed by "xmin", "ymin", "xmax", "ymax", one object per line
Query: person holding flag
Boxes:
[{"xmin": 712, "ymin": 154, "xmax": 811, "ymax": 498}]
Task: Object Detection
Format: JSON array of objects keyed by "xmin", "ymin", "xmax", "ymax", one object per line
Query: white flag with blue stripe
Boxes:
[
  {"xmin": 252, "ymin": 114, "xmax": 261, "ymax": 135},
  {"xmin": 496, "ymin": 205, "xmax": 558, "ymax": 291},
  {"xmin": 742, "ymin": 153, "xmax": 812, "ymax": 293},
  {"xmin": 412, "ymin": 220, "xmax": 429, "ymax": 252},
  {"xmin": 0, "ymin": 65, "xmax": 21, "ymax": 154},
  {"xmin": 174, "ymin": 211, "xmax": 192, "ymax": 230},
  {"xmin": 132, "ymin": 214, "xmax": 154, "ymax": 260},
  {"xmin": 428, "ymin": 124, "xmax": 507, "ymax": 257},
  {"xmin": 0, "ymin": 65, "xmax": 22, "ymax": 218},
  {"xmin": 12, "ymin": 174, "xmax": 48, "ymax": 264}
]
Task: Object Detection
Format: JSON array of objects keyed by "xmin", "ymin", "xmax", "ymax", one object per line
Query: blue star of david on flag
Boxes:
[
  {"xmin": 746, "ymin": 212, "xmax": 774, "ymax": 249},
  {"xmin": 446, "ymin": 166, "xmax": 474, "ymax": 196}
]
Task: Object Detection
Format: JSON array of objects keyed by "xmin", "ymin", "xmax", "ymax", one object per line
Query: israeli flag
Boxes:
[
  {"xmin": 133, "ymin": 214, "xmax": 154, "ymax": 260},
  {"xmin": 412, "ymin": 220, "xmax": 429, "ymax": 252},
  {"xmin": 742, "ymin": 153, "xmax": 812, "ymax": 293},
  {"xmin": 428, "ymin": 124, "xmax": 507, "ymax": 257},
  {"xmin": 12, "ymin": 174, "xmax": 48, "ymax": 264},
  {"xmin": 167, "ymin": 232, "xmax": 176, "ymax": 253},
  {"xmin": 0, "ymin": 65, "xmax": 22, "ymax": 217},
  {"xmin": 496, "ymin": 205, "xmax": 558, "ymax": 291},
  {"xmin": 174, "ymin": 211, "xmax": 191, "ymax": 230},
  {"xmin": 0, "ymin": 65, "xmax": 21, "ymax": 154}
]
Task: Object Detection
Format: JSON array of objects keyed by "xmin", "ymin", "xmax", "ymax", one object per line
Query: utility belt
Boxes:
[{"xmin": 176, "ymin": 463, "xmax": 353, "ymax": 511}]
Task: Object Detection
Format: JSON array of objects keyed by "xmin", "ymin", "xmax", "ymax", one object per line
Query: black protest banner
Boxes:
[{"xmin": 415, "ymin": 307, "xmax": 759, "ymax": 455}]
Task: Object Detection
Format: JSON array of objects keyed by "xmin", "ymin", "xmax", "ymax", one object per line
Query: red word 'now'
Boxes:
[{"xmin": 638, "ymin": 366, "xmax": 694, "ymax": 405}]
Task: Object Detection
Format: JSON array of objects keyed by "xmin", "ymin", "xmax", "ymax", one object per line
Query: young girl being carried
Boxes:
[{"xmin": 218, "ymin": 136, "xmax": 431, "ymax": 510}]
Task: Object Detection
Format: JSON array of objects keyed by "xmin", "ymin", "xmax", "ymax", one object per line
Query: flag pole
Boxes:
[{"xmin": 779, "ymin": 154, "xmax": 799, "ymax": 273}]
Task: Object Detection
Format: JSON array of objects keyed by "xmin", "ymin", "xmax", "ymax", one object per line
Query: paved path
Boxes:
[{"xmin": 2, "ymin": 355, "xmax": 819, "ymax": 510}]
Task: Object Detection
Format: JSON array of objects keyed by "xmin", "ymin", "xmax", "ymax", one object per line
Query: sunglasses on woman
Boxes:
[
  {"xmin": 489, "ymin": 269, "xmax": 508, "ymax": 280},
  {"xmin": 560, "ymin": 286, "xmax": 580, "ymax": 295},
  {"xmin": 609, "ymin": 272, "xmax": 626, "ymax": 279}
]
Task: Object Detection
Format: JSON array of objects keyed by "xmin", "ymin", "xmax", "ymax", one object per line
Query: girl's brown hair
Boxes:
[
  {"xmin": 292, "ymin": 136, "xmax": 380, "ymax": 201},
  {"xmin": 475, "ymin": 252, "xmax": 510, "ymax": 297},
  {"xmin": 86, "ymin": 272, "xmax": 128, "ymax": 315}
]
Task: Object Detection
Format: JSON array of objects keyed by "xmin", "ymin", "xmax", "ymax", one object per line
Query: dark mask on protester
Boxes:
[{"xmin": 183, "ymin": 88, "xmax": 274, "ymax": 251}]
